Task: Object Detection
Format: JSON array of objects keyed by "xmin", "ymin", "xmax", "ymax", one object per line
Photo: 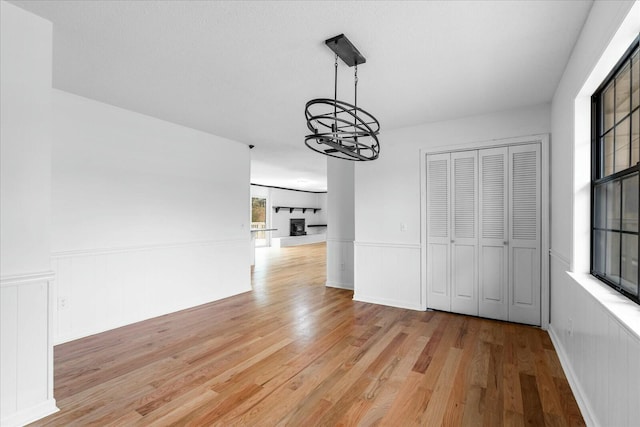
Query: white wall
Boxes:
[
  {"xmin": 264, "ymin": 187, "xmax": 327, "ymax": 238},
  {"xmin": 0, "ymin": 2, "xmax": 58, "ymax": 425},
  {"xmin": 326, "ymin": 158, "xmax": 355, "ymax": 290},
  {"xmin": 549, "ymin": 1, "xmax": 640, "ymax": 426},
  {"xmin": 354, "ymin": 104, "xmax": 550, "ymax": 310},
  {"xmin": 51, "ymin": 90, "xmax": 252, "ymax": 343},
  {"xmin": 0, "ymin": 3, "xmax": 52, "ymax": 276}
]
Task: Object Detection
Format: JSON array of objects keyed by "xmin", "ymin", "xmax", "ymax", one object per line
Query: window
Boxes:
[{"xmin": 591, "ymin": 35, "xmax": 640, "ymax": 304}]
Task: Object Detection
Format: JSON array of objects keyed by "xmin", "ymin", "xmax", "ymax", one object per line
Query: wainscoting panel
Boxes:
[
  {"xmin": 1, "ymin": 272, "xmax": 58, "ymax": 427},
  {"xmin": 326, "ymin": 238, "xmax": 354, "ymax": 290},
  {"xmin": 52, "ymin": 239, "xmax": 251, "ymax": 344},
  {"xmin": 354, "ymin": 242, "xmax": 422, "ymax": 310},
  {"xmin": 549, "ymin": 253, "xmax": 640, "ymax": 427}
]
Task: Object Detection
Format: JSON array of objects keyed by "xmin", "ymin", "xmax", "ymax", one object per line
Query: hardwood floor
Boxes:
[{"xmin": 31, "ymin": 242, "xmax": 583, "ymax": 426}]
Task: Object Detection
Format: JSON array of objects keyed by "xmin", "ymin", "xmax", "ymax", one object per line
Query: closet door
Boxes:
[
  {"xmin": 508, "ymin": 144, "xmax": 541, "ymax": 325},
  {"xmin": 450, "ymin": 151, "xmax": 478, "ymax": 316},
  {"xmin": 426, "ymin": 153, "xmax": 451, "ymax": 311},
  {"xmin": 478, "ymin": 147, "xmax": 509, "ymax": 321}
]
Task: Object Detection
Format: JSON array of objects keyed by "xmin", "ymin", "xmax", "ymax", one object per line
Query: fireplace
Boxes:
[{"xmin": 290, "ymin": 218, "xmax": 306, "ymax": 236}]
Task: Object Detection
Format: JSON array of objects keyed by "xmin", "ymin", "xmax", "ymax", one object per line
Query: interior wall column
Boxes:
[
  {"xmin": 0, "ymin": 1, "xmax": 58, "ymax": 425},
  {"xmin": 326, "ymin": 157, "xmax": 355, "ymax": 289}
]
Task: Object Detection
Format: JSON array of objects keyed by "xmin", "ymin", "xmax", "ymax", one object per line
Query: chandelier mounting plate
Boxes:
[{"xmin": 325, "ymin": 34, "xmax": 366, "ymax": 67}]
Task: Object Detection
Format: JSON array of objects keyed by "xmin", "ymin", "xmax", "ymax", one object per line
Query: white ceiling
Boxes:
[{"xmin": 11, "ymin": 0, "xmax": 593, "ymax": 191}]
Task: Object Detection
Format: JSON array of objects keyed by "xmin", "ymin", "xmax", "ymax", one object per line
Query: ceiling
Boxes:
[{"xmin": 11, "ymin": 0, "xmax": 593, "ymax": 191}]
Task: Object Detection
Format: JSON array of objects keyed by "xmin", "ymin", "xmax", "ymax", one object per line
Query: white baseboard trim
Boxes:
[
  {"xmin": 325, "ymin": 281, "xmax": 353, "ymax": 290},
  {"xmin": 548, "ymin": 324, "xmax": 596, "ymax": 427},
  {"xmin": 272, "ymin": 234, "xmax": 326, "ymax": 247},
  {"xmin": 353, "ymin": 293, "xmax": 423, "ymax": 311},
  {"xmin": 1, "ymin": 398, "xmax": 58, "ymax": 427}
]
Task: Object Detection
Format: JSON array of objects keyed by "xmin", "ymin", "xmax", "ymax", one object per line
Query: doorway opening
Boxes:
[{"xmin": 251, "ymin": 197, "xmax": 268, "ymax": 247}]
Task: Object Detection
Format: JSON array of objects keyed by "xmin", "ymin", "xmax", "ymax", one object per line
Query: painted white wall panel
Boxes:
[
  {"xmin": 52, "ymin": 90, "xmax": 250, "ymax": 250},
  {"xmin": 549, "ymin": 1, "xmax": 640, "ymax": 425},
  {"xmin": 327, "ymin": 157, "xmax": 355, "ymax": 289},
  {"xmin": 327, "ymin": 158, "xmax": 355, "ymax": 239},
  {"xmin": 16, "ymin": 282, "xmax": 49, "ymax": 407},
  {"xmin": 550, "ymin": 255, "xmax": 640, "ymax": 427},
  {"xmin": 1, "ymin": 286, "xmax": 19, "ymax": 417},
  {"xmin": 52, "ymin": 240, "xmax": 250, "ymax": 343},
  {"xmin": 1, "ymin": 276, "xmax": 57, "ymax": 427},
  {"xmin": 50, "ymin": 90, "xmax": 251, "ymax": 343},
  {"xmin": 326, "ymin": 239, "xmax": 354, "ymax": 290},
  {"xmin": 0, "ymin": 2, "xmax": 58, "ymax": 425},
  {"xmin": 354, "ymin": 243, "xmax": 421, "ymax": 310},
  {"xmin": 0, "ymin": 1, "xmax": 52, "ymax": 277}
]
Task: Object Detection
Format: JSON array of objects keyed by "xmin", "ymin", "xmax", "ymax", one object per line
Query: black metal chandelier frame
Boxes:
[{"xmin": 304, "ymin": 34, "xmax": 380, "ymax": 161}]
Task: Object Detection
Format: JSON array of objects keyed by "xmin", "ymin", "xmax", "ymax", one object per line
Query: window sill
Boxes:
[{"xmin": 567, "ymin": 271, "xmax": 640, "ymax": 340}]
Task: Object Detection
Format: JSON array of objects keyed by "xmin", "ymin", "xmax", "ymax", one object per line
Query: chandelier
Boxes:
[{"xmin": 304, "ymin": 34, "xmax": 380, "ymax": 161}]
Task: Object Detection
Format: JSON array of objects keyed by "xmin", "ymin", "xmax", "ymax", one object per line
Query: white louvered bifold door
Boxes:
[
  {"xmin": 450, "ymin": 151, "xmax": 478, "ymax": 316},
  {"xmin": 478, "ymin": 147, "xmax": 509, "ymax": 321},
  {"xmin": 508, "ymin": 144, "xmax": 541, "ymax": 325},
  {"xmin": 426, "ymin": 153, "xmax": 451, "ymax": 311}
]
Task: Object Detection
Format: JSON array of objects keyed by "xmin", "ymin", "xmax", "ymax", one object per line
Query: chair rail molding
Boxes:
[{"xmin": 1, "ymin": 270, "xmax": 55, "ymax": 287}]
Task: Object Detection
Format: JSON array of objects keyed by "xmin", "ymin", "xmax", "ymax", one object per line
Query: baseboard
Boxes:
[
  {"xmin": 325, "ymin": 280, "xmax": 353, "ymax": 290},
  {"xmin": 548, "ymin": 324, "xmax": 597, "ymax": 427},
  {"xmin": 272, "ymin": 234, "xmax": 326, "ymax": 247},
  {"xmin": 353, "ymin": 293, "xmax": 423, "ymax": 311},
  {"xmin": 1, "ymin": 398, "xmax": 58, "ymax": 427}
]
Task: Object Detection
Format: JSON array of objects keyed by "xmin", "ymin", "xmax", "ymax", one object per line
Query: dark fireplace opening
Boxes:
[{"xmin": 290, "ymin": 218, "xmax": 306, "ymax": 236}]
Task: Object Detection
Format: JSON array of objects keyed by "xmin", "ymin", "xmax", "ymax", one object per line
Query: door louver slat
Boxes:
[
  {"xmin": 512, "ymin": 151, "xmax": 537, "ymax": 241},
  {"xmin": 428, "ymin": 159, "xmax": 449, "ymax": 238},
  {"xmin": 454, "ymin": 157, "xmax": 476, "ymax": 239},
  {"xmin": 482, "ymin": 154, "xmax": 505, "ymax": 239}
]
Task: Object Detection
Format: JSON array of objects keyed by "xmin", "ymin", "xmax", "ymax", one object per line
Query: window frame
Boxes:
[{"xmin": 590, "ymin": 34, "xmax": 640, "ymax": 305}]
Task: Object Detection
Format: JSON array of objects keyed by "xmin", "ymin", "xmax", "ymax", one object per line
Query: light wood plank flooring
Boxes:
[{"xmin": 31, "ymin": 242, "xmax": 583, "ymax": 426}]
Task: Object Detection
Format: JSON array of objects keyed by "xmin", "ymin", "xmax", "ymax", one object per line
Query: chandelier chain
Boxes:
[
  {"xmin": 334, "ymin": 53, "xmax": 338, "ymax": 137},
  {"xmin": 354, "ymin": 65, "xmax": 358, "ymax": 140}
]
